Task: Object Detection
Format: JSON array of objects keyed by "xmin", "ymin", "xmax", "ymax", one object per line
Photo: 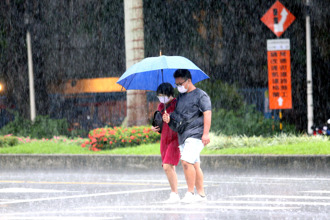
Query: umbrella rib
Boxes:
[
  {"xmin": 157, "ymin": 70, "xmax": 160, "ymax": 90},
  {"xmin": 124, "ymin": 74, "xmax": 137, "ymax": 90},
  {"xmin": 161, "ymin": 69, "xmax": 164, "ymax": 83}
]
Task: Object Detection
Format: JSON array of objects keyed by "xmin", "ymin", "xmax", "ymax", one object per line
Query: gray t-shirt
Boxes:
[{"xmin": 169, "ymin": 88, "xmax": 212, "ymax": 145}]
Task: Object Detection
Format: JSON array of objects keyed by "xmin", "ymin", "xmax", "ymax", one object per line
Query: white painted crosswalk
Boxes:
[{"xmin": 0, "ymin": 172, "xmax": 329, "ymax": 219}]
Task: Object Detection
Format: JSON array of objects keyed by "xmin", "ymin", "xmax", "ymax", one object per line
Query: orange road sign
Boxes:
[
  {"xmin": 267, "ymin": 39, "xmax": 292, "ymax": 109},
  {"xmin": 261, "ymin": 0, "xmax": 295, "ymax": 37}
]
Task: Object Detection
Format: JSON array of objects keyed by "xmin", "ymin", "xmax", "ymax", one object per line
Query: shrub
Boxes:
[
  {"xmin": 81, "ymin": 126, "xmax": 160, "ymax": 151},
  {"xmin": 207, "ymin": 132, "xmax": 329, "ymax": 150},
  {"xmin": 0, "ymin": 112, "xmax": 70, "ymax": 139},
  {"xmin": 29, "ymin": 115, "xmax": 70, "ymax": 139},
  {"xmin": 0, "ymin": 135, "xmax": 19, "ymax": 148},
  {"xmin": 15, "ymin": 135, "xmax": 87, "ymax": 146},
  {"xmin": 211, "ymin": 105, "xmax": 296, "ymax": 136},
  {"xmin": 198, "ymin": 79, "xmax": 244, "ymax": 110},
  {"xmin": 0, "ymin": 112, "xmax": 31, "ymax": 137},
  {"xmin": 69, "ymin": 129, "xmax": 89, "ymax": 138},
  {"xmin": 83, "ymin": 126, "xmax": 160, "ymax": 151}
]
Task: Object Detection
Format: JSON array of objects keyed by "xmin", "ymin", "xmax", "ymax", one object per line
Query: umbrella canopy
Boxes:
[{"xmin": 117, "ymin": 55, "xmax": 209, "ymax": 91}]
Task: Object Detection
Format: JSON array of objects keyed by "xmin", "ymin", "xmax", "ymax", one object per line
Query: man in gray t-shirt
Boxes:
[
  {"xmin": 163, "ymin": 69, "xmax": 212, "ymax": 203},
  {"xmin": 170, "ymin": 88, "xmax": 211, "ymax": 145}
]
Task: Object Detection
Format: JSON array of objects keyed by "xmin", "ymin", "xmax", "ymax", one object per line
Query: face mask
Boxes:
[
  {"xmin": 157, "ymin": 96, "xmax": 170, "ymax": 104},
  {"xmin": 177, "ymin": 85, "xmax": 188, "ymax": 93}
]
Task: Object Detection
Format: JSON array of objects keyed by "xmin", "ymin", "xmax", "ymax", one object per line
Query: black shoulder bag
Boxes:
[
  {"xmin": 152, "ymin": 105, "xmax": 171, "ymax": 133},
  {"xmin": 169, "ymin": 112, "xmax": 201, "ymax": 134}
]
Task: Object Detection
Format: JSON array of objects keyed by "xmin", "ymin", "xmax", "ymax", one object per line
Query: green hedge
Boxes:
[
  {"xmin": 211, "ymin": 105, "xmax": 296, "ymax": 136},
  {"xmin": 0, "ymin": 112, "xmax": 70, "ymax": 139}
]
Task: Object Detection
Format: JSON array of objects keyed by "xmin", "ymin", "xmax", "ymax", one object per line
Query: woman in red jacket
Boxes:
[{"xmin": 151, "ymin": 83, "xmax": 180, "ymax": 203}]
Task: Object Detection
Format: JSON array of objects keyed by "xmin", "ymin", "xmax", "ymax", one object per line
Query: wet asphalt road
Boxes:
[{"xmin": 0, "ymin": 168, "xmax": 329, "ymax": 220}]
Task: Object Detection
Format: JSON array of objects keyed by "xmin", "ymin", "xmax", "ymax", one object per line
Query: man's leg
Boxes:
[
  {"xmin": 181, "ymin": 160, "xmax": 196, "ymax": 193},
  {"xmin": 163, "ymin": 164, "xmax": 178, "ymax": 193},
  {"xmin": 194, "ymin": 162, "xmax": 205, "ymax": 196}
]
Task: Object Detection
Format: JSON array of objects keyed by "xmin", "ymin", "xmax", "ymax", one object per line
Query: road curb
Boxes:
[{"xmin": 0, "ymin": 154, "xmax": 329, "ymax": 173}]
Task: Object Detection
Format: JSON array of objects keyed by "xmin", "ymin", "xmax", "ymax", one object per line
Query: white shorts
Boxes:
[{"xmin": 179, "ymin": 138, "xmax": 204, "ymax": 164}]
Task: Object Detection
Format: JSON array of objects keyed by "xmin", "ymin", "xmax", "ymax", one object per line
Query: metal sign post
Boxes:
[
  {"xmin": 261, "ymin": 1, "xmax": 296, "ymax": 132},
  {"xmin": 305, "ymin": 0, "xmax": 314, "ymax": 135}
]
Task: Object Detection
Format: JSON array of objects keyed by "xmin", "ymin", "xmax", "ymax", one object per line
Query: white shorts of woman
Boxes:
[{"xmin": 179, "ymin": 138, "xmax": 204, "ymax": 164}]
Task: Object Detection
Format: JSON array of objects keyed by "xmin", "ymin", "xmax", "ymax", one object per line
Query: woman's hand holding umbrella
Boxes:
[{"xmin": 163, "ymin": 112, "xmax": 170, "ymax": 124}]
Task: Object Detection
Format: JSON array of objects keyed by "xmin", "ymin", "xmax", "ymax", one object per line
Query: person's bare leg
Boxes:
[
  {"xmin": 163, "ymin": 164, "xmax": 178, "ymax": 193},
  {"xmin": 181, "ymin": 160, "xmax": 196, "ymax": 193},
  {"xmin": 194, "ymin": 162, "xmax": 205, "ymax": 196}
]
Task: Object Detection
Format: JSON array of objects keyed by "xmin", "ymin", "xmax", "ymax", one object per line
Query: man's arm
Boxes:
[{"xmin": 202, "ymin": 110, "xmax": 211, "ymax": 146}]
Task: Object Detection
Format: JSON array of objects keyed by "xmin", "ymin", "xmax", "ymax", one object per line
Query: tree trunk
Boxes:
[{"xmin": 124, "ymin": 0, "xmax": 148, "ymax": 127}]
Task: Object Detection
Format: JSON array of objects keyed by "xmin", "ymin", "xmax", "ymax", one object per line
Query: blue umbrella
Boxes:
[{"xmin": 117, "ymin": 55, "xmax": 209, "ymax": 91}]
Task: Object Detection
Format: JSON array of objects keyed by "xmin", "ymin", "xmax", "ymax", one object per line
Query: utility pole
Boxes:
[
  {"xmin": 124, "ymin": 0, "xmax": 148, "ymax": 126},
  {"xmin": 305, "ymin": 0, "xmax": 313, "ymax": 134}
]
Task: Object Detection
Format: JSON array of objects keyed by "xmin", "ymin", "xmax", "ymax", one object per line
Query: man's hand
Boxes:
[
  {"xmin": 163, "ymin": 112, "xmax": 170, "ymax": 123},
  {"xmin": 202, "ymin": 110, "xmax": 212, "ymax": 146},
  {"xmin": 202, "ymin": 133, "xmax": 210, "ymax": 146},
  {"xmin": 151, "ymin": 126, "xmax": 160, "ymax": 133}
]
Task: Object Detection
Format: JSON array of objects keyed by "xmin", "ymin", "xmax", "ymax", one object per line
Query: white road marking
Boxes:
[
  {"xmin": 208, "ymin": 181, "xmax": 286, "ymax": 185},
  {"xmin": 0, "ymin": 217, "xmax": 121, "ymax": 220},
  {"xmin": 77, "ymin": 207, "xmax": 294, "ymax": 212},
  {"xmin": 2, "ymin": 205, "xmax": 297, "ymax": 217},
  {"xmin": 112, "ymin": 179, "xmax": 184, "ymax": 183},
  {"xmin": 1, "ymin": 175, "xmax": 328, "ymax": 218},
  {"xmin": 209, "ymin": 200, "xmax": 330, "ymax": 206},
  {"xmin": 302, "ymin": 190, "xmax": 330, "ymax": 194},
  {"xmin": 1, "ymin": 207, "xmax": 212, "ymax": 217},
  {"xmin": 0, "ymin": 186, "xmax": 187, "ymax": 205},
  {"xmin": 0, "ymin": 180, "xmax": 170, "ymax": 186},
  {"xmin": 3, "ymin": 217, "xmax": 122, "ymax": 220},
  {"xmin": 231, "ymin": 195, "xmax": 330, "ymax": 200},
  {"xmin": 78, "ymin": 204, "xmax": 299, "ymax": 211},
  {"xmin": 240, "ymin": 177, "xmax": 330, "ymax": 181},
  {"xmin": 106, "ymin": 179, "xmax": 288, "ymax": 185},
  {"xmin": 0, "ymin": 188, "xmax": 77, "ymax": 193}
]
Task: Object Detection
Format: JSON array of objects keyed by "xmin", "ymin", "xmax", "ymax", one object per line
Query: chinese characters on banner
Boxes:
[{"xmin": 267, "ymin": 39, "xmax": 292, "ymax": 109}]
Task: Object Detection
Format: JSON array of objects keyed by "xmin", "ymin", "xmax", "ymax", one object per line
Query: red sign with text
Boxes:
[
  {"xmin": 267, "ymin": 39, "xmax": 292, "ymax": 109},
  {"xmin": 261, "ymin": 0, "xmax": 296, "ymax": 37}
]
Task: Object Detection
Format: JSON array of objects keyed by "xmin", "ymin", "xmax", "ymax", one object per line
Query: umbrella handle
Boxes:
[{"xmin": 163, "ymin": 96, "xmax": 166, "ymax": 114}]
